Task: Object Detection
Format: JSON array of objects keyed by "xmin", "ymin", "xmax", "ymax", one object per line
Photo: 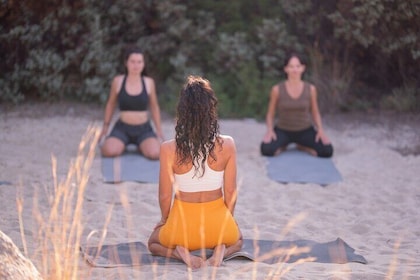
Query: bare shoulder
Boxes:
[
  {"xmin": 112, "ymin": 75, "xmax": 124, "ymax": 87},
  {"xmin": 272, "ymin": 83, "xmax": 280, "ymax": 92},
  {"xmin": 109, "ymin": 75, "xmax": 124, "ymax": 94},
  {"xmin": 143, "ymin": 75, "xmax": 155, "ymax": 85},
  {"xmin": 305, "ymin": 82, "xmax": 316, "ymax": 91},
  {"xmin": 218, "ymin": 135, "xmax": 236, "ymax": 150},
  {"xmin": 270, "ymin": 83, "xmax": 280, "ymax": 97},
  {"xmin": 161, "ymin": 139, "xmax": 176, "ymax": 152},
  {"xmin": 219, "ymin": 134, "xmax": 234, "ymax": 142},
  {"xmin": 112, "ymin": 74, "xmax": 124, "ymax": 83},
  {"xmin": 143, "ymin": 75, "xmax": 156, "ymax": 94},
  {"xmin": 308, "ymin": 83, "xmax": 317, "ymax": 96}
]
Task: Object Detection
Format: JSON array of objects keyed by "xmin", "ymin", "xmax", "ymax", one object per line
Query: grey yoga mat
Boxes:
[
  {"xmin": 80, "ymin": 238, "xmax": 367, "ymax": 267},
  {"xmin": 265, "ymin": 148, "xmax": 342, "ymax": 186},
  {"xmin": 101, "ymin": 152, "xmax": 159, "ymax": 183}
]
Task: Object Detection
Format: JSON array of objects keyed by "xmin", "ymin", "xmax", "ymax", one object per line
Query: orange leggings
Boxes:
[{"xmin": 159, "ymin": 198, "xmax": 240, "ymax": 251}]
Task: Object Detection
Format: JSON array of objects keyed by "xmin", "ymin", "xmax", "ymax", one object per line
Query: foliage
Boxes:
[
  {"xmin": 380, "ymin": 86, "xmax": 420, "ymax": 112},
  {"xmin": 1, "ymin": 0, "xmax": 419, "ymax": 116},
  {"xmin": 328, "ymin": 0, "xmax": 420, "ymax": 87}
]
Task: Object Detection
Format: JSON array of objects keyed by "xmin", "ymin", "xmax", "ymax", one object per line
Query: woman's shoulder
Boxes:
[
  {"xmin": 218, "ymin": 135, "xmax": 236, "ymax": 150},
  {"xmin": 142, "ymin": 75, "xmax": 155, "ymax": 83},
  {"xmin": 219, "ymin": 134, "xmax": 234, "ymax": 142},
  {"xmin": 160, "ymin": 139, "xmax": 176, "ymax": 159},
  {"xmin": 111, "ymin": 75, "xmax": 125, "ymax": 86},
  {"xmin": 303, "ymin": 81, "xmax": 315, "ymax": 88},
  {"xmin": 112, "ymin": 74, "xmax": 125, "ymax": 82},
  {"xmin": 110, "ymin": 75, "xmax": 125, "ymax": 93},
  {"xmin": 303, "ymin": 82, "xmax": 317, "ymax": 95},
  {"xmin": 142, "ymin": 76, "xmax": 156, "ymax": 93},
  {"xmin": 271, "ymin": 82, "xmax": 283, "ymax": 95},
  {"xmin": 161, "ymin": 139, "xmax": 176, "ymax": 149}
]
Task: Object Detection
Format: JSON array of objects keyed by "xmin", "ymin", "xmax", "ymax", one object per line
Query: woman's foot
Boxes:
[
  {"xmin": 207, "ymin": 244, "xmax": 226, "ymax": 266},
  {"xmin": 296, "ymin": 144, "xmax": 317, "ymax": 156},
  {"xmin": 175, "ymin": 246, "xmax": 205, "ymax": 270}
]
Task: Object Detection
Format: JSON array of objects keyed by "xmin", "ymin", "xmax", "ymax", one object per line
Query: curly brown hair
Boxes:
[{"xmin": 175, "ymin": 75, "xmax": 222, "ymax": 178}]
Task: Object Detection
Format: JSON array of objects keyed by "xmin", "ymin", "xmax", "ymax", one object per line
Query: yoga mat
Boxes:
[
  {"xmin": 266, "ymin": 148, "xmax": 342, "ymax": 186},
  {"xmin": 80, "ymin": 238, "xmax": 367, "ymax": 267},
  {"xmin": 101, "ymin": 152, "xmax": 159, "ymax": 183},
  {"xmin": 0, "ymin": 181, "xmax": 12, "ymax": 186}
]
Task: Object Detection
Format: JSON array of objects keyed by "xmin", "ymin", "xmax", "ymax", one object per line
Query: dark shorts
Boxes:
[
  {"xmin": 108, "ymin": 120, "xmax": 156, "ymax": 146},
  {"xmin": 260, "ymin": 126, "xmax": 333, "ymax": 158}
]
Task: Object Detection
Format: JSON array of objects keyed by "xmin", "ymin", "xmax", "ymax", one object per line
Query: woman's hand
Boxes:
[
  {"xmin": 262, "ymin": 130, "xmax": 276, "ymax": 143},
  {"xmin": 98, "ymin": 124, "xmax": 109, "ymax": 145},
  {"xmin": 315, "ymin": 129, "xmax": 330, "ymax": 144},
  {"xmin": 153, "ymin": 218, "xmax": 167, "ymax": 230},
  {"xmin": 157, "ymin": 132, "xmax": 165, "ymax": 143}
]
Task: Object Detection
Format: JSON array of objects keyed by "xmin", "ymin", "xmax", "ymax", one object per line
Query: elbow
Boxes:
[
  {"xmin": 224, "ymin": 188, "xmax": 237, "ymax": 203},
  {"xmin": 159, "ymin": 193, "xmax": 172, "ymax": 204}
]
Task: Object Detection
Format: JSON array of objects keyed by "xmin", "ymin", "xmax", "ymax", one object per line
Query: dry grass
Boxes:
[{"xmin": 17, "ymin": 125, "xmax": 100, "ymax": 280}]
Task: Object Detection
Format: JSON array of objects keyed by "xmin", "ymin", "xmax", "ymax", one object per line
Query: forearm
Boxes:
[
  {"xmin": 103, "ymin": 103, "xmax": 114, "ymax": 126},
  {"xmin": 265, "ymin": 113, "xmax": 275, "ymax": 131},
  {"xmin": 151, "ymin": 107, "xmax": 163, "ymax": 136},
  {"xmin": 224, "ymin": 188, "xmax": 237, "ymax": 215},
  {"xmin": 159, "ymin": 195, "xmax": 172, "ymax": 222},
  {"xmin": 313, "ymin": 114, "xmax": 324, "ymax": 131}
]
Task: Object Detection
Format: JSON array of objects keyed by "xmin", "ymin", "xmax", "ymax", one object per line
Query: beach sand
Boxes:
[{"xmin": 1, "ymin": 103, "xmax": 419, "ymax": 279}]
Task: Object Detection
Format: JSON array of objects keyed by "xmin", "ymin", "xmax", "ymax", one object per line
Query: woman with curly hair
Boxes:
[{"xmin": 148, "ymin": 75, "xmax": 243, "ymax": 269}]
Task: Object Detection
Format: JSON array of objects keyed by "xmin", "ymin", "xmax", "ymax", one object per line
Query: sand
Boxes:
[{"xmin": 1, "ymin": 102, "xmax": 419, "ymax": 279}]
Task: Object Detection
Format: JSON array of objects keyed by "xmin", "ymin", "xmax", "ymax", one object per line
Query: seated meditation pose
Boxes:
[
  {"xmin": 100, "ymin": 47, "xmax": 164, "ymax": 160},
  {"xmin": 148, "ymin": 75, "xmax": 243, "ymax": 269},
  {"xmin": 260, "ymin": 52, "xmax": 333, "ymax": 158}
]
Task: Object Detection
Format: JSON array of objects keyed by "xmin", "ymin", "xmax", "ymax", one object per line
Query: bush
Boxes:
[{"xmin": 380, "ymin": 86, "xmax": 420, "ymax": 112}]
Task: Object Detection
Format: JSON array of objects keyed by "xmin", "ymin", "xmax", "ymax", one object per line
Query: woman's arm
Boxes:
[
  {"xmin": 146, "ymin": 77, "xmax": 164, "ymax": 141},
  {"xmin": 222, "ymin": 136, "xmax": 238, "ymax": 215},
  {"xmin": 158, "ymin": 141, "xmax": 174, "ymax": 224},
  {"xmin": 262, "ymin": 85, "xmax": 279, "ymax": 143},
  {"xmin": 309, "ymin": 85, "xmax": 330, "ymax": 143},
  {"xmin": 101, "ymin": 76, "xmax": 121, "ymax": 138}
]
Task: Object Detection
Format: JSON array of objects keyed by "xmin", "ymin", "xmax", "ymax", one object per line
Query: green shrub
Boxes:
[{"xmin": 380, "ymin": 86, "xmax": 419, "ymax": 112}]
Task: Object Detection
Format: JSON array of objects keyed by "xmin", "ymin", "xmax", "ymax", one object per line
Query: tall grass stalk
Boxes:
[
  {"xmin": 16, "ymin": 183, "xmax": 28, "ymax": 257},
  {"xmin": 17, "ymin": 125, "xmax": 100, "ymax": 280}
]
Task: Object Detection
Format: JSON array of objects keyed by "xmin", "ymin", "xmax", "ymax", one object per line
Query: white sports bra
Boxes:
[{"xmin": 174, "ymin": 159, "xmax": 224, "ymax": 193}]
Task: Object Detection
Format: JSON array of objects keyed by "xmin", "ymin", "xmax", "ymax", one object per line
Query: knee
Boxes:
[
  {"xmin": 101, "ymin": 138, "xmax": 125, "ymax": 157},
  {"xmin": 101, "ymin": 146, "xmax": 124, "ymax": 157},
  {"xmin": 260, "ymin": 143, "xmax": 276, "ymax": 156},
  {"xmin": 140, "ymin": 145, "xmax": 160, "ymax": 160},
  {"xmin": 318, "ymin": 145, "xmax": 333, "ymax": 158},
  {"xmin": 142, "ymin": 150, "xmax": 160, "ymax": 160}
]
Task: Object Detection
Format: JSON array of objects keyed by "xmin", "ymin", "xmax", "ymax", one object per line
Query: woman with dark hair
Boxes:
[
  {"xmin": 100, "ymin": 47, "xmax": 164, "ymax": 159},
  {"xmin": 148, "ymin": 75, "xmax": 243, "ymax": 269},
  {"xmin": 260, "ymin": 52, "xmax": 333, "ymax": 158}
]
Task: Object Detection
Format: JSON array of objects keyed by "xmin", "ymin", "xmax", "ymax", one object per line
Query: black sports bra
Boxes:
[{"xmin": 118, "ymin": 76, "xmax": 149, "ymax": 111}]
